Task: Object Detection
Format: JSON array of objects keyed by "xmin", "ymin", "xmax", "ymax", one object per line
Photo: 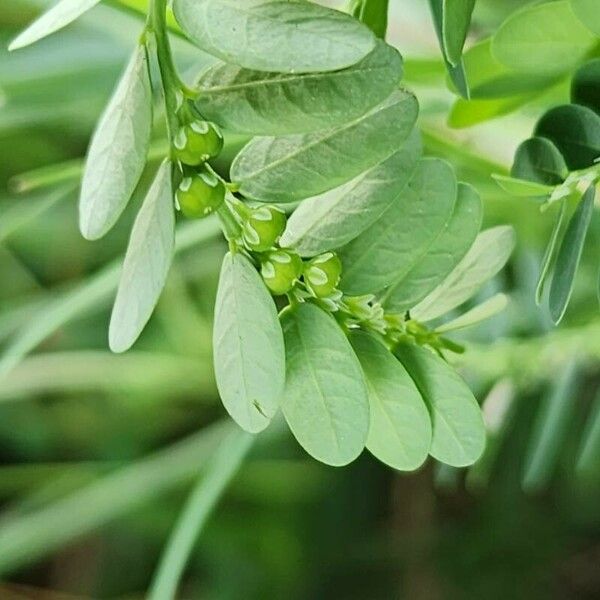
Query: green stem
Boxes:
[{"xmin": 148, "ymin": 430, "xmax": 253, "ymax": 600}]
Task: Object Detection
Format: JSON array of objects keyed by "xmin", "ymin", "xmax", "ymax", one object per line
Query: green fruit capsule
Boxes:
[
  {"xmin": 260, "ymin": 249, "xmax": 303, "ymax": 296},
  {"xmin": 173, "ymin": 121, "xmax": 223, "ymax": 166},
  {"xmin": 304, "ymin": 252, "xmax": 342, "ymax": 297},
  {"xmin": 242, "ymin": 206, "xmax": 286, "ymax": 252},
  {"xmin": 176, "ymin": 169, "xmax": 225, "ymax": 219}
]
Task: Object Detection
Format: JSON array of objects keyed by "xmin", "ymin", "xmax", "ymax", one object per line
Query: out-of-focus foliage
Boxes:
[{"xmin": 0, "ymin": 1, "xmax": 599, "ymax": 598}]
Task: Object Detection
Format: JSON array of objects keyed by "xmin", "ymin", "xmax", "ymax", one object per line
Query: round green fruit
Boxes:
[
  {"xmin": 304, "ymin": 252, "xmax": 342, "ymax": 297},
  {"xmin": 242, "ymin": 206, "xmax": 286, "ymax": 252},
  {"xmin": 176, "ymin": 169, "xmax": 225, "ymax": 219},
  {"xmin": 172, "ymin": 121, "xmax": 223, "ymax": 166},
  {"xmin": 260, "ymin": 249, "xmax": 303, "ymax": 295}
]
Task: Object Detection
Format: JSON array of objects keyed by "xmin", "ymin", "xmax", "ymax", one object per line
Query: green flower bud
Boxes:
[
  {"xmin": 242, "ymin": 205, "xmax": 286, "ymax": 252},
  {"xmin": 304, "ymin": 252, "xmax": 342, "ymax": 297},
  {"xmin": 260, "ymin": 249, "xmax": 303, "ymax": 296},
  {"xmin": 175, "ymin": 168, "xmax": 225, "ymax": 219},
  {"xmin": 173, "ymin": 121, "xmax": 223, "ymax": 166}
]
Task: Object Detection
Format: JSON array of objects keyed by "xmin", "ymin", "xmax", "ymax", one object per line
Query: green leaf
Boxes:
[
  {"xmin": 212, "ymin": 252, "xmax": 285, "ymax": 433},
  {"xmin": 173, "ymin": 0, "xmax": 375, "ymax": 74},
  {"xmin": 572, "ymin": 0, "xmax": 600, "ymax": 36},
  {"xmin": 442, "ymin": 0, "xmax": 476, "ymax": 66},
  {"xmin": 281, "ymin": 302, "xmax": 369, "ymax": 466},
  {"xmin": 280, "ymin": 129, "xmax": 421, "ymax": 256},
  {"xmin": 8, "ymin": 0, "xmax": 102, "ymax": 51},
  {"xmin": 457, "ymin": 38, "xmax": 558, "ymax": 99},
  {"xmin": 395, "ymin": 342, "xmax": 486, "ymax": 467},
  {"xmin": 536, "ymin": 200, "xmax": 568, "ymax": 306},
  {"xmin": 412, "ymin": 225, "xmax": 516, "ymax": 322},
  {"xmin": 79, "ymin": 44, "xmax": 153, "ymax": 240},
  {"xmin": 435, "ymin": 293, "xmax": 509, "ymax": 333},
  {"xmin": 109, "ymin": 161, "xmax": 175, "ymax": 353},
  {"xmin": 571, "ymin": 59, "xmax": 600, "ymax": 116},
  {"xmin": 576, "ymin": 389, "xmax": 600, "ymax": 480},
  {"xmin": 231, "ymin": 89, "xmax": 418, "ymax": 203},
  {"xmin": 383, "ymin": 182, "xmax": 482, "ymax": 313},
  {"xmin": 535, "ymin": 104, "xmax": 600, "ymax": 170},
  {"xmin": 339, "ymin": 158, "xmax": 456, "ymax": 296},
  {"xmin": 194, "ymin": 40, "xmax": 402, "ymax": 136},
  {"xmin": 511, "ymin": 137, "xmax": 569, "ymax": 186},
  {"xmin": 350, "ymin": 0, "xmax": 389, "ymax": 39},
  {"xmin": 548, "ymin": 186, "xmax": 595, "ymax": 324},
  {"xmin": 449, "ymin": 95, "xmax": 535, "ymax": 128},
  {"xmin": 350, "ymin": 332, "xmax": 431, "ymax": 471},
  {"xmin": 491, "ymin": 0, "xmax": 595, "ymax": 76},
  {"xmin": 492, "ymin": 174, "xmax": 555, "ymax": 198}
]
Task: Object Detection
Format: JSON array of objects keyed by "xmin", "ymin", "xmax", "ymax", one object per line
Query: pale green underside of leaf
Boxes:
[
  {"xmin": 231, "ymin": 89, "xmax": 418, "ymax": 203},
  {"xmin": 9, "ymin": 0, "xmax": 102, "ymax": 51},
  {"xmin": 442, "ymin": 0, "xmax": 476, "ymax": 66},
  {"xmin": 383, "ymin": 182, "xmax": 482, "ymax": 313},
  {"xmin": 549, "ymin": 186, "xmax": 595, "ymax": 324},
  {"xmin": 79, "ymin": 44, "xmax": 153, "ymax": 240},
  {"xmin": 435, "ymin": 293, "xmax": 509, "ymax": 333},
  {"xmin": 109, "ymin": 161, "xmax": 175, "ymax": 353},
  {"xmin": 280, "ymin": 128, "xmax": 421, "ymax": 256},
  {"xmin": 491, "ymin": 1, "xmax": 596, "ymax": 77},
  {"xmin": 571, "ymin": 0, "xmax": 600, "ymax": 36},
  {"xmin": 213, "ymin": 252, "xmax": 285, "ymax": 433},
  {"xmin": 395, "ymin": 342, "xmax": 486, "ymax": 467},
  {"xmin": 412, "ymin": 225, "xmax": 516, "ymax": 322},
  {"xmin": 449, "ymin": 95, "xmax": 535, "ymax": 128},
  {"xmin": 351, "ymin": 332, "xmax": 431, "ymax": 471},
  {"xmin": 281, "ymin": 302, "xmax": 369, "ymax": 466},
  {"xmin": 339, "ymin": 157, "xmax": 456, "ymax": 296},
  {"xmin": 195, "ymin": 40, "xmax": 402, "ymax": 135},
  {"xmin": 492, "ymin": 174, "xmax": 555, "ymax": 198},
  {"xmin": 173, "ymin": 0, "xmax": 375, "ymax": 73}
]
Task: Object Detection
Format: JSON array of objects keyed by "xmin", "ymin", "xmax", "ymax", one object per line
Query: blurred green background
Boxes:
[{"xmin": 0, "ymin": 1, "xmax": 599, "ymax": 598}]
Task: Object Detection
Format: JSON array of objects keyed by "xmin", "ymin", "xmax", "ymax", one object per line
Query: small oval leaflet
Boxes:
[
  {"xmin": 195, "ymin": 40, "xmax": 403, "ymax": 136},
  {"xmin": 9, "ymin": 0, "xmax": 102, "ymax": 51},
  {"xmin": 395, "ymin": 342, "xmax": 486, "ymax": 467},
  {"xmin": 383, "ymin": 182, "xmax": 482, "ymax": 313},
  {"xmin": 571, "ymin": 59, "xmax": 600, "ymax": 115},
  {"xmin": 109, "ymin": 161, "xmax": 175, "ymax": 354},
  {"xmin": 280, "ymin": 128, "xmax": 422, "ymax": 256},
  {"xmin": 173, "ymin": 0, "xmax": 376, "ymax": 74},
  {"xmin": 79, "ymin": 44, "xmax": 153, "ymax": 240},
  {"xmin": 339, "ymin": 157, "xmax": 457, "ymax": 296},
  {"xmin": 351, "ymin": 331, "xmax": 431, "ymax": 471},
  {"xmin": 510, "ymin": 137, "xmax": 568, "ymax": 186},
  {"xmin": 213, "ymin": 252, "xmax": 285, "ymax": 433},
  {"xmin": 231, "ymin": 89, "xmax": 418, "ymax": 203},
  {"xmin": 281, "ymin": 302, "xmax": 369, "ymax": 466}
]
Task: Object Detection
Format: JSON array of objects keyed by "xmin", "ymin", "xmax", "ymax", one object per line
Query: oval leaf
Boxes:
[
  {"xmin": 213, "ymin": 252, "xmax": 285, "ymax": 433},
  {"xmin": 412, "ymin": 225, "xmax": 516, "ymax": 322},
  {"xmin": 492, "ymin": 174, "xmax": 555, "ymax": 198},
  {"xmin": 442, "ymin": 0, "xmax": 476, "ymax": 66},
  {"xmin": 435, "ymin": 293, "xmax": 509, "ymax": 333},
  {"xmin": 549, "ymin": 185, "xmax": 595, "ymax": 324},
  {"xmin": 195, "ymin": 40, "xmax": 402, "ymax": 135},
  {"xmin": 281, "ymin": 302, "xmax": 369, "ymax": 466},
  {"xmin": 109, "ymin": 161, "xmax": 175, "ymax": 353},
  {"xmin": 231, "ymin": 89, "xmax": 418, "ymax": 203},
  {"xmin": 572, "ymin": 0, "xmax": 600, "ymax": 36},
  {"xmin": 339, "ymin": 157, "xmax": 456, "ymax": 296},
  {"xmin": 79, "ymin": 44, "xmax": 153, "ymax": 240},
  {"xmin": 280, "ymin": 129, "xmax": 421, "ymax": 256},
  {"xmin": 350, "ymin": 331, "xmax": 431, "ymax": 471},
  {"xmin": 9, "ymin": 0, "xmax": 102, "ymax": 51},
  {"xmin": 534, "ymin": 104, "xmax": 600, "ymax": 170},
  {"xmin": 395, "ymin": 342, "xmax": 486, "ymax": 467},
  {"xmin": 173, "ymin": 0, "xmax": 375, "ymax": 74},
  {"xmin": 383, "ymin": 182, "xmax": 482, "ymax": 313},
  {"xmin": 511, "ymin": 136, "xmax": 568, "ymax": 186},
  {"xmin": 491, "ymin": 1, "xmax": 595, "ymax": 76},
  {"xmin": 571, "ymin": 59, "xmax": 600, "ymax": 116}
]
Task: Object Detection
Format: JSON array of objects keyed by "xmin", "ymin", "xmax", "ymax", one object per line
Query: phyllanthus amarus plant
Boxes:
[{"xmin": 10, "ymin": 0, "xmax": 516, "ymax": 469}]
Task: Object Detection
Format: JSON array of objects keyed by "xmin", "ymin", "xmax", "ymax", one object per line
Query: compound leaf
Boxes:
[
  {"xmin": 109, "ymin": 161, "xmax": 175, "ymax": 353},
  {"xmin": 231, "ymin": 89, "xmax": 418, "ymax": 202},
  {"xmin": 79, "ymin": 44, "xmax": 153, "ymax": 240},
  {"xmin": 351, "ymin": 331, "xmax": 431, "ymax": 471},
  {"xmin": 281, "ymin": 302, "xmax": 369, "ymax": 466},
  {"xmin": 213, "ymin": 252, "xmax": 285, "ymax": 433},
  {"xmin": 173, "ymin": 0, "xmax": 375, "ymax": 73}
]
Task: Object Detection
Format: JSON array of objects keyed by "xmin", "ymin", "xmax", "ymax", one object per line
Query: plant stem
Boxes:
[{"xmin": 148, "ymin": 430, "xmax": 253, "ymax": 600}]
